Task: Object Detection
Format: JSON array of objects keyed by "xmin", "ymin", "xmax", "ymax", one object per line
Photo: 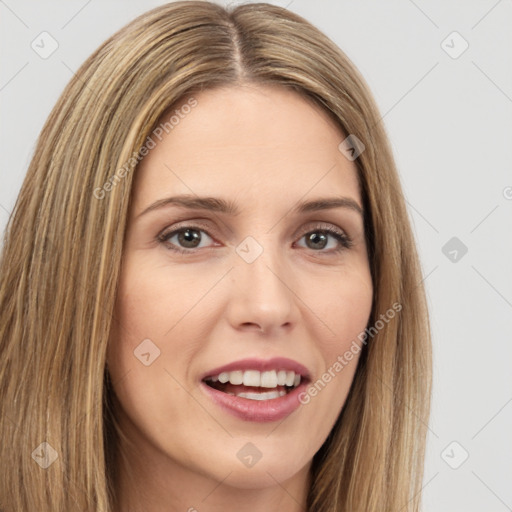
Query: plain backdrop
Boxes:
[{"xmin": 1, "ymin": 1, "xmax": 511, "ymax": 511}]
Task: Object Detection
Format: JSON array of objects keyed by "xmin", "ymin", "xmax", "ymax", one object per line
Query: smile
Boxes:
[
  {"xmin": 203, "ymin": 369, "xmax": 302, "ymax": 400},
  {"xmin": 200, "ymin": 357, "xmax": 310, "ymax": 422}
]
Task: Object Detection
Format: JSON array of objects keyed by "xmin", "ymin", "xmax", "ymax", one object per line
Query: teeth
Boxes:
[
  {"xmin": 260, "ymin": 370, "xmax": 278, "ymax": 388},
  {"xmin": 229, "ymin": 370, "xmax": 243, "ymax": 385},
  {"xmin": 206, "ymin": 369, "xmax": 302, "ymax": 389},
  {"xmin": 237, "ymin": 390, "xmax": 286, "ymax": 400},
  {"xmin": 218, "ymin": 372, "xmax": 229, "ymax": 384},
  {"xmin": 242, "ymin": 370, "xmax": 260, "ymax": 387}
]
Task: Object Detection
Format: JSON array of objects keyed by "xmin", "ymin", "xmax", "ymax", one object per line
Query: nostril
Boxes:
[{"xmin": 241, "ymin": 323, "xmax": 265, "ymax": 332}]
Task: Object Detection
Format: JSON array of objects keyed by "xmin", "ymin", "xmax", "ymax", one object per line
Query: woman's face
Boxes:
[{"xmin": 107, "ymin": 84, "xmax": 373, "ymax": 504}]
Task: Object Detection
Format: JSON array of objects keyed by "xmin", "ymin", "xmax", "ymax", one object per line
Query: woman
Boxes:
[{"xmin": 0, "ymin": 2, "xmax": 432, "ymax": 511}]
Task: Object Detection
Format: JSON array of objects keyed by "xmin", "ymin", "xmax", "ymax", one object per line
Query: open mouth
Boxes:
[{"xmin": 203, "ymin": 369, "xmax": 303, "ymax": 401}]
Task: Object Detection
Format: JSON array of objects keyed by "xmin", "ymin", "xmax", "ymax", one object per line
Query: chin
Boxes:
[
  {"xmin": 220, "ymin": 462, "xmax": 306, "ymax": 490},
  {"xmin": 195, "ymin": 443, "xmax": 310, "ymax": 490}
]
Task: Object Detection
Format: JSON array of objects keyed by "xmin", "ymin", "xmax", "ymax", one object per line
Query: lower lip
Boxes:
[{"xmin": 200, "ymin": 381, "xmax": 308, "ymax": 422}]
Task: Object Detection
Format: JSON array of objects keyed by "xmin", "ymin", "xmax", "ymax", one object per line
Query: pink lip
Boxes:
[
  {"xmin": 200, "ymin": 357, "xmax": 311, "ymax": 380},
  {"xmin": 200, "ymin": 379, "xmax": 309, "ymax": 422},
  {"xmin": 199, "ymin": 357, "xmax": 311, "ymax": 423}
]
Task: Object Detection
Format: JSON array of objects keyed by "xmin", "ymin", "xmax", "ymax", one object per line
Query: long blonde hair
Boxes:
[{"xmin": 0, "ymin": 2, "xmax": 431, "ymax": 510}]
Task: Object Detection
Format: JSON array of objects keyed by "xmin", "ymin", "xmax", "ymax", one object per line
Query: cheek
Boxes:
[
  {"xmin": 106, "ymin": 266, "xmax": 196, "ymax": 444},
  {"xmin": 107, "ymin": 256, "xmax": 212, "ymax": 384},
  {"xmin": 315, "ymin": 265, "xmax": 373, "ymax": 348},
  {"xmin": 305, "ymin": 265, "xmax": 372, "ymax": 401},
  {"xmin": 107, "ymin": 263, "xmax": 165, "ymax": 383},
  {"xmin": 298, "ymin": 278, "xmax": 371, "ymax": 431},
  {"xmin": 112, "ymin": 261, "xmax": 185, "ymax": 344}
]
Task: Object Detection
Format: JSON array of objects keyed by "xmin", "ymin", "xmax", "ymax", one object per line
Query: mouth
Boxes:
[
  {"xmin": 203, "ymin": 369, "xmax": 304, "ymax": 401},
  {"xmin": 199, "ymin": 358, "xmax": 311, "ymax": 422}
]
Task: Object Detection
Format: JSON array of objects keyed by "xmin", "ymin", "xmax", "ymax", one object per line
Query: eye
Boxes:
[
  {"xmin": 295, "ymin": 224, "xmax": 353, "ymax": 253},
  {"xmin": 157, "ymin": 222, "xmax": 353, "ymax": 254},
  {"xmin": 158, "ymin": 225, "xmax": 216, "ymax": 253}
]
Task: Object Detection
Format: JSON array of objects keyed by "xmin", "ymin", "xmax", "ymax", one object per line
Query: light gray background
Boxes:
[{"xmin": 1, "ymin": 1, "xmax": 511, "ymax": 511}]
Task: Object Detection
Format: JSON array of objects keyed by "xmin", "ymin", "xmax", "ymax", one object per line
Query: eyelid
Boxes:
[{"xmin": 296, "ymin": 220, "xmax": 346, "ymax": 237}]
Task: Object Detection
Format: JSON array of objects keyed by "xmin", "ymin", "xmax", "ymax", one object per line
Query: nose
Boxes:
[{"xmin": 225, "ymin": 241, "xmax": 299, "ymax": 336}]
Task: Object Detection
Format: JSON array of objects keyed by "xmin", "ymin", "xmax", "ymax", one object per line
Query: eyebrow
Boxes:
[{"xmin": 136, "ymin": 194, "xmax": 364, "ymax": 219}]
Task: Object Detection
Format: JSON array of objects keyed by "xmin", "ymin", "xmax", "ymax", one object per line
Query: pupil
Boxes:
[
  {"xmin": 307, "ymin": 232, "xmax": 327, "ymax": 249},
  {"xmin": 179, "ymin": 229, "xmax": 200, "ymax": 248}
]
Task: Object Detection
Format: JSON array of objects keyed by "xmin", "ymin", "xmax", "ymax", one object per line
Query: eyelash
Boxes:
[{"xmin": 157, "ymin": 222, "xmax": 353, "ymax": 255}]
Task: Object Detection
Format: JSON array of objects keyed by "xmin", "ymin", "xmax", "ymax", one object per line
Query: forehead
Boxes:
[{"xmin": 132, "ymin": 84, "xmax": 361, "ymax": 212}]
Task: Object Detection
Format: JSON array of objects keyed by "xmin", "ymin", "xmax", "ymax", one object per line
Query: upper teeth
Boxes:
[{"xmin": 207, "ymin": 370, "xmax": 301, "ymax": 388}]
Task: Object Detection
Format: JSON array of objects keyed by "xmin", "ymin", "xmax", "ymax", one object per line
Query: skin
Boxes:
[{"xmin": 107, "ymin": 83, "xmax": 373, "ymax": 512}]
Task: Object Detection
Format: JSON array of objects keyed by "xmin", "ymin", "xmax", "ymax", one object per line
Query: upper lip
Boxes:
[{"xmin": 200, "ymin": 357, "xmax": 311, "ymax": 381}]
